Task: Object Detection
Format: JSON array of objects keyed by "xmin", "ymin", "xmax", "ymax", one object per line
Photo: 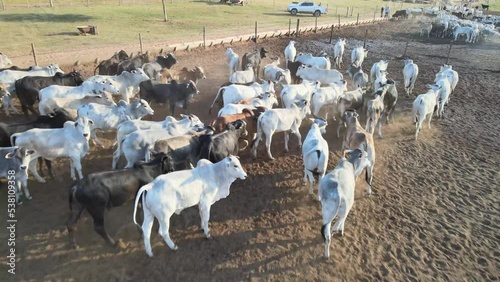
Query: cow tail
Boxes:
[
  {"xmin": 93, "ymin": 62, "xmax": 103, "ymax": 75},
  {"xmin": 209, "ymin": 87, "xmax": 225, "ymax": 114},
  {"xmin": 133, "ymin": 184, "xmax": 152, "ymax": 227}
]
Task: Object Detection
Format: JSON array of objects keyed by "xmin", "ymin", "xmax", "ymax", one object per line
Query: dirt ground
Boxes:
[{"xmin": 1, "ymin": 20, "xmax": 499, "ymax": 281}]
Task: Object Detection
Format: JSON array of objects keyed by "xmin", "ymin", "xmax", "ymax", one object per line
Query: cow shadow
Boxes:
[
  {"xmin": 47, "ymin": 32, "xmax": 81, "ymax": 36},
  {"xmin": 0, "ymin": 13, "xmax": 93, "ymax": 23}
]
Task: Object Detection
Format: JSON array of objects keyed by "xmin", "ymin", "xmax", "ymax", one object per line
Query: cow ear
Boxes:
[
  {"xmin": 5, "ymin": 152, "xmax": 14, "ymax": 159},
  {"xmin": 74, "ymin": 122, "xmax": 78, "ymax": 127}
]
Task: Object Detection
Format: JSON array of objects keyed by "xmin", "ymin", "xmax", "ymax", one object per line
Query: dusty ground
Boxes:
[{"xmin": 0, "ymin": 20, "xmax": 499, "ymax": 281}]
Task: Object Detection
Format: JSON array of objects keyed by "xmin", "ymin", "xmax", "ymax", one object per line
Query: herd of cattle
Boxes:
[
  {"xmin": 0, "ymin": 29, "xmax": 460, "ymax": 257},
  {"xmin": 389, "ymin": 6, "xmax": 500, "ymax": 43}
]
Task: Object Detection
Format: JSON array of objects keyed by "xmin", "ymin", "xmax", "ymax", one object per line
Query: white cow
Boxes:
[
  {"xmin": 284, "ymin": 41, "xmax": 297, "ymax": 68},
  {"xmin": 420, "ymin": 23, "xmax": 433, "ymax": 38},
  {"xmin": 350, "ymin": 47, "xmax": 368, "ymax": 68},
  {"xmin": 0, "ymin": 64, "xmax": 64, "ymax": 92},
  {"xmin": 372, "ymin": 70, "xmax": 388, "ymax": 92},
  {"xmin": 412, "ymin": 84, "xmax": 442, "ymax": 140},
  {"xmin": 226, "ymin": 48, "xmax": 240, "ymax": 76},
  {"xmin": 319, "ymin": 149, "xmax": 371, "ymax": 258},
  {"xmin": 296, "ymin": 65, "xmax": 343, "ymax": 86},
  {"xmin": 251, "ymin": 100, "xmax": 310, "ymax": 160},
  {"xmin": 229, "ymin": 64, "xmax": 255, "ymax": 84},
  {"xmin": 280, "ymin": 80, "xmax": 320, "ymax": 109},
  {"xmin": 365, "ymin": 92, "xmax": 386, "ymax": 137},
  {"xmin": 87, "ymin": 68, "xmax": 150, "ymax": 102},
  {"xmin": 0, "ymin": 147, "xmax": 36, "ymax": 204},
  {"xmin": 39, "ymin": 80, "xmax": 120, "ymax": 102},
  {"xmin": 38, "ymin": 92, "xmax": 116, "ymax": 117},
  {"xmin": 333, "ymin": 38, "xmax": 347, "ymax": 69},
  {"xmin": 77, "ymin": 98, "xmax": 154, "ymax": 147},
  {"xmin": 434, "ymin": 73, "xmax": 452, "ymax": 118},
  {"xmin": 310, "ymin": 81, "xmax": 347, "ymax": 119},
  {"xmin": 302, "ymin": 118, "xmax": 329, "ymax": 197},
  {"xmin": 262, "ymin": 64, "xmax": 291, "ymax": 85},
  {"xmin": 347, "ymin": 64, "xmax": 369, "ymax": 90},
  {"xmin": 0, "ymin": 85, "xmax": 19, "ymax": 116},
  {"xmin": 209, "ymin": 80, "xmax": 275, "ymax": 114},
  {"xmin": 217, "ymin": 92, "xmax": 278, "ymax": 116},
  {"xmin": 436, "ymin": 64, "xmax": 459, "ymax": 93},
  {"xmin": 133, "ymin": 156, "xmax": 247, "ymax": 257},
  {"xmin": 454, "ymin": 26, "xmax": 474, "ymax": 43},
  {"xmin": 296, "ymin": 53, "xmax": 331, "ymax": 69},
  {"xmin": 112, "ymin": 114, "xmax": 205, "ymax": 169},
  {"xmin": 403, "ymin": 59, "xmax": 419, "ymax": 97},
  {"xmin": 11, "ymin": 117, "xmax": 93, "ymax": 182},
  {"xmin": 370, "ymin": 60, "xmax": 388, "ymax": 82},
  {"xmin": 0, "ymin": 54, "xmax": 13, "ymax": 68}
]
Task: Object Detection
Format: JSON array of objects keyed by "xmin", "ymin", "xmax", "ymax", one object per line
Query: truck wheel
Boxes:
[
  {"xmin": 291, "ymin": 9, "xmax": 298, "ymax": 15},
  {"xmin": 313, "ymin": 10, "xmax": 321, "ymax": 17}
]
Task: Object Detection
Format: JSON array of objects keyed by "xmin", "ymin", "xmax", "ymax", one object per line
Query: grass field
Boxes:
[{"xmin": 1, "ymin": 0, "xmax": 430, "ymax": 58}]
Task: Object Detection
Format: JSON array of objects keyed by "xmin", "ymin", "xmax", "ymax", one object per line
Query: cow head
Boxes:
[
  {"xmin": 227, "ymin": 120, "xmax": 248, "ymax": 138},
  {"xmin": 224, "ymin": 156, "xmax": 247, "ymax": 180},
  {"xmin": 117, "ymin": 50, "xmax": 129, "ymax": 61},
  {"xmin": 310, "ymin": 118, "xmax": 328, "ymax": 135},
  {"xmin": 342, "ymin": 109, "xmax": 359, "ymax": 127},
  {"xmin": 100, "ymin": 79, "xmax": 120, "ymax": 94},
  {"xmin": 132, "ymin": 99, "xmax": 154, "ymax": 116},
  {"xmin": 47, "ymin": 63, "xmax": 65, "ymax": 76},
  {"xmin": 344, "ymin": 149, "xmax": 371, "ymax": 178},
  {"xmin": 195, "ymin": 66, "xmax": 206, "ymax": 80},
  {"xmin": 186, "ymin": 80, "xmax": 200, "ymax": 95},
  {"xmin": 131, "ymin": 68, "xmax": 150, "ymax": 81},
  {"xmin": 5, "ymin": 147, "xmax": 36, "ymax": 176},
  {"xmin": 71, "ymin": 117, "xmax": 94, "ymax": 140}
]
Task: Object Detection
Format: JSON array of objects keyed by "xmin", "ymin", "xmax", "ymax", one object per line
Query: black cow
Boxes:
[
  {"xmin": 481, "ymin": 4, "xmax": 489, "ymax": 10},
  {"xmin": 93, "ymin": 50, "xmax": 129, "ymax": 75},
  {"xmin": 287, "ymin": 60, "xmax": 303, "ymax": 84},
  {"xmin": 142, "ymin": 53, "xmax": 177, "ymax": 79},
  {"xmin": 67, "ymin": 154, "xmax": 175, "ymax": 248},
  {"xmin": 0, "ymin": 108, "xmax": 74, "ymax": 175},
  {"xmin": 15, "ymin": 71, "xmax": 84, "ymax": 117},
  {"xmin": 241, "ymin": 47, "xmax": 268, "ymax": 80},
  {"xmin": 152, "ymin": 129, "xmax": 213, "ymax": 170},
  {"xmin": 139, "ymin": 79, "xmax": 200, "ymax": 116},
  {"xmin": 392, "ymin": 10, "xmax": 408, "ymax": 19},
  {"xmin": 117, "ymin": 53, "xmax": 150, "ymax": 74},
  {"xmin": 199, "ymin": 120, "xmax": 247, "ymax": 163},
  {"xmin": 0, "ymin": 66, "xmax": 38, "ymax": 72}
]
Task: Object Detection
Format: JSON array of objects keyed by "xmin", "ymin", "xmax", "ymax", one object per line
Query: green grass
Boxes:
[{"xmin": 0, "ymin": 0, "xmax": 430, "ymax": 57}]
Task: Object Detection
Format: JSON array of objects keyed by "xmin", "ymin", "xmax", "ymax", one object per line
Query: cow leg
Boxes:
[
  {"xmin": 199, "ymin": 203, "xmax": 212, "ymax": 239},
  {"xmin": 37, "ymin": 157, "xmax": 45, "ymax": 177},
  {"xmin": 67, "ymin": 200, "xmax": 85, "ymax": 249},
  {"xmin": 321, "ymin": 202, "xmax": 337, "ymax": 258},
  {"xmin": 44, "ymin": 159, "xmax": 56, "ymax": 178},
  {"xmin": 284, "ymin": 132, "xmax": 290, "ymax": 153},
  {"xmin": 251, "ymin": 129, "xmax": 263, "ymax": 159},
  {"xmin": 265, "ymin": 130, "xmax": 275, "ymax": 160},
  {"xmin": 27, "ymin": 104, "xmax": 39, "ymax": 116},
  {"xmin": 69, "ymin": 158, "xmax": 76, "ymax": 180},
  {"xmin": 366, "ymin": 163, "xmax": 373, "ymax": 195},
  {"xmin": 73, "ymin": 157, "xmax": 84, "ymax": 180},
  {"xmin": 305, "ymin": 169, "xmax": 315, "ymax": 195},
  {"xmin": 141, "ymin": 205, "xmax": 155, "ymax": 257},
  {"xmin": 377, "ymin": 117, "xmax": 383, "ymax": 138},
  {"xmin": 158, "ymin": 216, "xmax": 178, "ymax": 250},
  {"xmin": 29, "ymin": 158, "xmax": 45, "ymax": 183},
  {"xmin": 88, "ymin": 205, "xmax": 117, "ymax": 247},
  {"xmin": 427, "ymin": 112, "xmax": 433, "ymax": 129},
  {"xmin": 294, "ymin": 129, "xmax": 302, "ymax": 148},
  {"xmin": 20, "ymin": 104, "xmax": 30, "ymax": 118},
  {"xmin": 112, "ymin": 147, "xmax": 122, "ymax": 169},
  {"xmin": 20, "ymin": 177, "xmax": 31, "ymax": 201}
]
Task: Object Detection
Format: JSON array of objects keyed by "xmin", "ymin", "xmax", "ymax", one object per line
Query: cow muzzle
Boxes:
[
  {"xmin": 20, "ymin": 165, "xmax": 27, "ymax": 170},
  {"xmin": 83, "ymin": 133, "xmax": 89, "ymax": 138}
]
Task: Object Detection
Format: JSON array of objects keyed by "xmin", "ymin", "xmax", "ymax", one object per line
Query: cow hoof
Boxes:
[
  {"xmin": 26, "ymin": 196, "xmax": 32, "ymax": 200},
  {"xmin": 38, "ymin": 179, "xmax": 46, "ymax": 183},
  {"xmin": 17, "ymin": 200, "xmax": 23, "ymax": 205},
  {"xmin": 268, "ymin": 157, "xmax": 275, "ymax": 161},
  {"xmin": 205, "ymin": 234, "xmax": 212, "ymax": 240},
  {"xmin": 70, "ymin": 243, "xmax": 79, "ymax": 250},
  {"xmin": 284, "ymin": 148, "xmax": 289, "ymax": 153}
]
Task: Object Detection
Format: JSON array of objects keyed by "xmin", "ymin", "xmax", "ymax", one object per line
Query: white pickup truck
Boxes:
[{"xmin": 287, "ymin": 2, "xmax": 328, "ymax": 17}]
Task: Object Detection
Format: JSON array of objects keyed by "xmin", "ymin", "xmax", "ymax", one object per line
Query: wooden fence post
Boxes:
[
  {"xmin": 161, "ymin": 0, "xmax": 168, "ymax": 22},
  {"xmin": 329, "ymin": 24, "xmax": 334, "ymax": 43},
  {"xmin": 356, "ymin": 13, "xmax": 359, "ymax": 25},
  {"xmin": 403, "ymin": 39, "xmax": 409, "ymax": 58},
  {"xmin": 338, "ymin": 15, "xmax": 341, "ymax": 30},
  {"xmin": 350, "ymin": 7, "xmax": 353, "ymax": 17},
  {"xmin": 363, "ymin": 29, "xmax": 368, "ymax": 48},
  {"xmin": 254, "ymin": 21, "xmax": 258, "ymax": 44},
  {"xmin": 139, "ymin": 33, "xmax": 143, "ymax": 54},
  {"xmin": 314, "ymin": 16, "xmax": 318, "ymax": 33},
  {"xmin": 1, "ymin": 0, "xmax": 5, "ymax": 10},
  {"xmin": 296, "ymin": 19, "xmax": 300, "ymax": 37},
  {"xmin": 288, "ymin": 18, "xmax": 291, "ymax": 37},
  {"xmin": 203, "ymin": 26, "xmax": 206, "ymax": 49},
  {"xmin": 31, "ymin": 43, "xmax": 38, "ymax": 66},
  {"xmin": 346, "ymin": 7, "xmax": 349, "ymax": 17},
  {"xmin": 49, "ymin": 0, "xmax": 53, "ymax": 8},
  {"xmin": 446, "ymin": 41, "xmax": 453, "ymax": 64}
]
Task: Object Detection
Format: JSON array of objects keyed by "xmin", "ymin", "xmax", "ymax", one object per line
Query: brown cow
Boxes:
[
  {"xmin": 210, "ymin": 107, "xmax": 266, "ymax": 150},
  {"xmin": 159, "ymin": 66, "xmax": 206, "ymax": 84}
]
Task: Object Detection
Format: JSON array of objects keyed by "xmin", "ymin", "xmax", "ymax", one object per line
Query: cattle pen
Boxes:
[{"xmin": 0, "ymin": 2, "xmax": 499, "ymax": 282}]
